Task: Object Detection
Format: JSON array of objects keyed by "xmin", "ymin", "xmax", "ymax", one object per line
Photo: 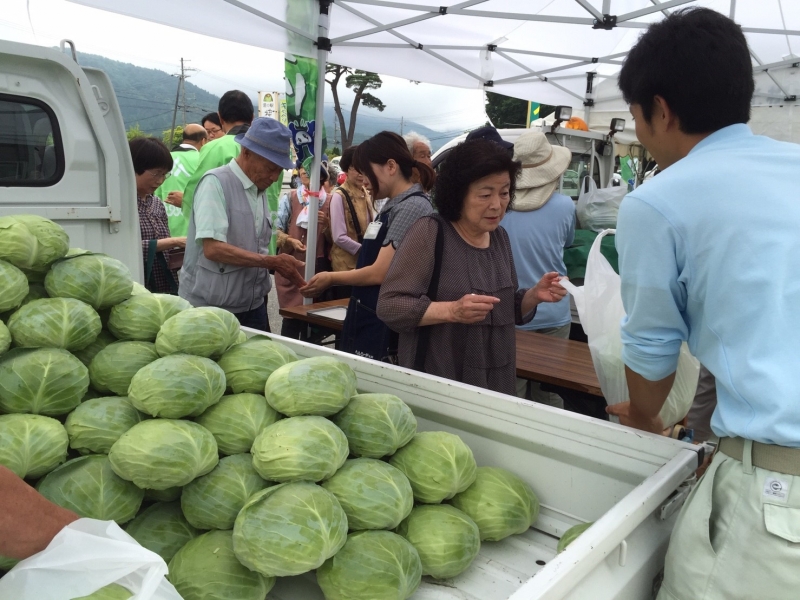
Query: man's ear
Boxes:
[{"xmin": 653, "ymin": 95, "xmax": 681, "ymax": 132}]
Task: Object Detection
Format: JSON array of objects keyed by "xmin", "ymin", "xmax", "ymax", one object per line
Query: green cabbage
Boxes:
[
  {"xmin": 38, "ymin": 455, "xmax": 143, "ymax": 523},
  {"xmin": 144, "ymin": 487, "xmax": 182, "ymax": 503},
  {"xmin": 322, "ymin": 458, "xmax": 413, "ymax": 530},
  {"xmin": 109, "ymin": 419, "xmax": 218, "ymax": 490},
  {"xmin": 108, "ymin": 294, "xmax": 191, "ymax": 341},
  {"xmin": 169, "ymin": 530, "xmax": 274, "ymax": 600},
  {"xmin": 557, "ymin": 522, "xmax": 593, "ymax": 553},
  {"xmin": 234, "ymin": 330, "xmax": 247, "ymax": 344},
  {"xmin": 0, "ymin": 321, "xmax": 10, "ymax": 356},
  {"xmin": 155, "ymin": 307, "xmax": 240, "ymax": 359},
  {"xmin": 45, "ymin": 254, "xmax": 133, "ymax": 310},
  {"xmin": 71, "ymin": 584, "xmax": 132, "ymax": 600},
  {"xmin": 251, "ymin": 416, "xmax": 348, "ymax": 482},
  {"xmin": 0, "ymin": 215, "xmax": 69, "ymax": 272},
  {"xmin": 65, "ymin": 397, "xmax": 147, "ymax": 455},
  {"xmin": 265, "ymin": 356, "xmax": 356, "ymax": 417},
  {"xmin": 0, "ymin": 414, "xmax": 69, "ymax": 478},
  {"xmin": 194, "ymin": 393, "xmax": 281, "ymax": 455},
  {"xmin": 8, "ymin": 298, "xmax": 100, "ymax": 351},
  {"xmin": 396, "ymin": 504, "xmax": 480, "ymax": 579},
  {"xmin": 317, "ymin": 530, "xmax": 422, "ymax": 600},
  {"xmin": 0, "ymin": 555, "xmax": 19, "ymax": 572},
  {"xmin": 73, "ymin": 330, "xmax": 117, "ymax": 367},
  {"xmin": 0, "ymin": 348, "xmax": 88, "ymax": 415},
  {"xmin": 389, "ymin": 432, "xmax": 477, "ymax": 504},
  {"xmin": 450, "ymin": 467, "xmax": 540, "ymax": 541},
  {"xmin": 232, "ymin": 481, "xmax": 347, "ymax": 577},
  {"xmin": 0, "ymin": 259, "xmax": 29, "ymax": 312},
  {"xmin": 130, "ymin": 282, "xmax": 151, "ymax": 296},
  {"xmin": 181, "ymin": 453, "xmax": 271, "ymax": 530},
  {"xmin": 216, "ymin": 337, "xmax": 297, "ymax": 394},
  {"xmin": 88, "ymin": 341, "xmax": 159, "ymax": 396},
  {"xmin": 125, "ymin": 502, "xmax": 200, "ymax": 563},
  {"xmin": 127, "ymin": 355, "xmax": 225, "ymax": 418},
  {"xmin": 331, "ymin": 393, "xmax": 417, "ymax": 458}
]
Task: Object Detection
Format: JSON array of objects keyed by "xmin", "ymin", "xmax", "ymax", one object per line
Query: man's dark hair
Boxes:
[
  {"xmin": 182, "ymin": 128, "xmax": 208, "ymax": 144},
  {"xmin": 202, "ymin": 112, "xmax": 221, "ymax": 128},
  {"xmin": 339, "ymin": 145, "xmax": 358, "ymax": 172},
  {"xmin": 218, "ymin": 90, "xmax": 254, "ymax": 125},
  {"xmin": 128, "ymin": 137, "xmax": 173, "ymax": 175},
  {"xmin": 618, "ymin": 8, "xmax": 753, "ymax": 134},
  {"xmin": 354, "ymin": 131, "xmax": 436, "ymax": 197},
  {"xmin": 433, "ymin": 139, "xmax": 521, "ymax": 222}
]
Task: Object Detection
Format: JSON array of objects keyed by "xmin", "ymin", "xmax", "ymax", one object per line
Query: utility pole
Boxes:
[
  {"xmin": 181, "ymin": 58, "xmax": 187, "ymax": 128},
  {"xmin": 168, "ymin": 58, "xmax": 196, "ymax": 149},
  {"xmin": 400, "ymin": 116, "xmax": 404, "ymax": 136}
]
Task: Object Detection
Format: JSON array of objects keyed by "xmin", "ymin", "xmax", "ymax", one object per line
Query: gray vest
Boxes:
[{"xmin": 180, "ymin": 164, "xmax": 272, "ymax": 313}]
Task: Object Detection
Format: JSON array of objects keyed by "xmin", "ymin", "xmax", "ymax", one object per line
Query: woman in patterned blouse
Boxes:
[{"xmin": 130, "ymin": 137, "xmax": 186, "ymax": 293}]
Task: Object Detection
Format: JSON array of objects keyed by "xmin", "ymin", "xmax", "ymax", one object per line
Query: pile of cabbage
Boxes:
[{"xmin": 0, "ymin": 216, "xmax": 548, "ymax": 600}]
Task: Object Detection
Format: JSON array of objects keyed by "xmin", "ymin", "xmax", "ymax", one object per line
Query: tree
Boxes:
[
  {"xmin": 126, "ymin": 124, "xmax": 145, "ymax": 141},
  {"xmin": 485, "ymin": 91, "xmax": 555, "ymax": 128},
  {"xmin": 162, "ymin": 126, "xmax": 183, "ymax": 150},
  {"xmin": 326, "ymin": 64, "xmax": 386, "ymax": 150}
]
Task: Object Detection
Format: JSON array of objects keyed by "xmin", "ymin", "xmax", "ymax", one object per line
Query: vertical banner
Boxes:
[
  {"xmin": 285, "ymin": 55, "xmax": 326, "ymax": 174},
  {"xmin": 526, "ymin": 102, "xmax": 541, "ymax": 127},
  {"xmin": 259, "ymin": 91, "xmax": 283, "ymax": 255}
]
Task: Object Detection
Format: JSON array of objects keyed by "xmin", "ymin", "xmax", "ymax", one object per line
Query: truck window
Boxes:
[
  {"xmin": 0, "ymin": 95, "xmax": 63, "ymax": 186},
  {"xmin": 563, "ymin": 155, "xmax": 602, "ymax": 200}
]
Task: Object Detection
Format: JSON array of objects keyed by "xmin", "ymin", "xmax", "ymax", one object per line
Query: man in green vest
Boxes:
[{"xmin": 154, "ymin": 124, "xmax": 207, "ymax": 236}]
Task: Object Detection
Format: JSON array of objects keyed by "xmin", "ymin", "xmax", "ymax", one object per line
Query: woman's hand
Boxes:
[
  {"xmin": 532, "ymin": 272, "xmax": 567, "ymax": 303},
  {"xmin": 284, "ymin": 237, "xmax": 306, "ymax": 253},
  {"xmin": 155, "ymin": 237, "xmax": 186, "ymax": 252},
  {"xmin": 169, "ymin": 237, "xmax": 187, "ymax": 249},
  {"xmin": 300, "ymin": 272, "xmax": 334, "ymax": 298},
  {"xmin": 449, "ymin": 294, "xmax": 500, "ymax": 324},
  {"xmin": 318, "ymin": 210, "xmax": 329, "ymax": 231},
  {"xmin": 166, "ymin": 191, "xmax": 183, "ymax": 207}
]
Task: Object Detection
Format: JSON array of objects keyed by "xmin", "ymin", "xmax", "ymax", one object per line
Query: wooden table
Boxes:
[{"xmin": 280, "ymin": 299, "xmax": 602, "ymax": 397}]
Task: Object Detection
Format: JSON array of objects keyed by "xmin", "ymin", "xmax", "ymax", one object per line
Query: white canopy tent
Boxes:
[{"xmin": 67, "ymin": 0, "xmax": 800, "ymax": 282}]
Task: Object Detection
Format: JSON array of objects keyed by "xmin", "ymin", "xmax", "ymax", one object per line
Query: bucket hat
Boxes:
[
  {"xmin": 513, "ymin": 130, "xmax": 571, "ymax": 211},
  {"xmin": 235, "ymin": 117, "xmax": 294, "ymax": 170}
]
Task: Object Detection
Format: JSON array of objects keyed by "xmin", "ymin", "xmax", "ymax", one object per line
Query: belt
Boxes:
[{"xmin": 719, "ymin": 437, "xmax": 800, "ymax": 477}]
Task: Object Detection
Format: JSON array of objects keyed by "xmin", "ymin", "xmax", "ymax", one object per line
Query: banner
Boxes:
[
  {"xmin": 259, "ymin": 90, "xmax": 284, "ymax": 256},
  {"xmin": 285, "ymin": 55, "xmax": 325, "ymax": 174},
  {"xmin": 526, "ymin": 102, "xmax": 541, "ymax": 127}
]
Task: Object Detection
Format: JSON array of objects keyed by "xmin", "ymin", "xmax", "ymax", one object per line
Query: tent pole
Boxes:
[{"xmin": 303, "ymin": 0, "xmax": 332, "ymax": 303}]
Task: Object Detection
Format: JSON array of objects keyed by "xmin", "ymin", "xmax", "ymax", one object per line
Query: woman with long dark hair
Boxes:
[{"xmin": 301, "ymin": 131, "xmax": 436, "ymax": 361}]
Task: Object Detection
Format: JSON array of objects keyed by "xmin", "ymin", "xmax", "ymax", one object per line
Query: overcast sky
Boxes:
[{"xmin": 2, "ymin": 0, "xmax": 489, "ymax": 132}]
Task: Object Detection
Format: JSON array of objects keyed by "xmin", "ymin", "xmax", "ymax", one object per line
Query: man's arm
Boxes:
[
  {"xmin": 0, "ymin": 466, "xmax": 78, "ymax": 560},
  {"xmin": 607, "ymin": 367, "xmax": 675, "ymax": 433},
  {"xmin": 202, "ymin": 239, "xmax": 306, "ymax": 288}
]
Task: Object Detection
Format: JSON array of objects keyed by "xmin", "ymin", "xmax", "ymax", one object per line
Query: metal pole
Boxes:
[
  {"xmin": 303, "ymin": 0, "xmax": 332, "ymax": 302},
  {"xmin": 181, "ymin": 58, "xmax": 187, "ymax": 128}
]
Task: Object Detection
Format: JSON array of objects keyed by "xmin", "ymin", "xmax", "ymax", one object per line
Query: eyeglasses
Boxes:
[
  {"xmin": 205, "ymin": 127, "xmax": 223, "ymax": 136},
  {"xmin": 146, "ymin": 169, "xmax": 171, "ymax": 181}
]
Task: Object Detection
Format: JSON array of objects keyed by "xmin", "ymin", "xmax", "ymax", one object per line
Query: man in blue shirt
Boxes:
[{"xmin": 609, "ymin": 8, "xmax": 800, "ymax": 600}]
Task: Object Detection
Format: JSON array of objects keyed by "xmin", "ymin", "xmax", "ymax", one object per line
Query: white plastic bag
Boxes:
[
  {"xmin": 576, "ymin": 177, "xmax": 627, "ymax": 232},
  {"xmin": 0, "ymin": 519, "xmax": 183, "ymax": 600},
  {"xmin": 561, "ymin": 230, "xmax": 700, "ymax": 427}
]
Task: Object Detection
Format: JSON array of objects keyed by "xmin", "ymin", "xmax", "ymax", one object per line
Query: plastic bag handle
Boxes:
[{"xmin": 588, "ymin": 228, "xmax": 616, "ymax": 261}]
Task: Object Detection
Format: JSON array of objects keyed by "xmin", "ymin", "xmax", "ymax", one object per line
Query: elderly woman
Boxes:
[
  {"xmin": 130, "ymin": 137, "xmax": 186, "ymax": 293},
  {"xmin": 377, "ymin": 139, "xmax": 566, "ymax": 394}
]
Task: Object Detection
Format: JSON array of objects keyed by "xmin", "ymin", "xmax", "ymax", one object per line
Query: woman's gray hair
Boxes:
[{"xmin": 403, "ymin": 131, "xmax": 431, "ymax": 153}]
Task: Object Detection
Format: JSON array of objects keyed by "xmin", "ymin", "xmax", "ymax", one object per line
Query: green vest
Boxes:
[{"xmin": 155, "ymin": 148, "xmax": 201, "ymax": 236}]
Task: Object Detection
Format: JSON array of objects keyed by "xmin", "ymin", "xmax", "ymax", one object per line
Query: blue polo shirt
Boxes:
[{"xmin": 616, "ymin": 124, "xmax": 800, "ymax": 446}]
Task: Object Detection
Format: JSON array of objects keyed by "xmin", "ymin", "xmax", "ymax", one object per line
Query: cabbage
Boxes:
[
  {"xmin": 73, "ymin": 330, "xmax": 117, "ymax": 367},
  {"xmin": 155, "ymin": 307, "xmax": 240, "ymax": 359},
  {"xmin": 125, "ymin": 502, "xmax": 200, "ymax": 562},
  {"xmin": 128, "ymin": 355, "xmax": 225, "ymax": 419},
  {"xmin": 8, "ymin": 298, "xmax": 100, "ymax": 351},
  {"xmin": 0, "ymin": 322, "xmax": 10, "ymax": 356},
  {"xmin": 234, "ymin": 330, "xmax": 247, "ymax": 344},
  {"xmin": 109, "ymin": 419, "xmax": 218, "ymax": 490},
  {"xmin": 65, "ymin": 397, "xmax": 147, "ymax": 455},
  {"xmin": 322, "ymin": 458, "xmax": 413, "ymax": 530},
  {"xmin": 450, "ymin": 467, "xmax": 539, "ymax": 541},
  {"xmin": 181, "ymin": 453, "xmax": 270, "ymax": 530},
  {"xmin": 108, "ymin": 294, "xmax": 191, "ymax": 341},
  {"xmin": 38, "ymin": 455, "xmax": 143, "ymax": 523},
  {"xmin": 389, "ymin": 432, "xmax": 477, "ymax": 504},
  {"xmin": 89, "ymin": 341, "xmax": 159, "ymax": 396},
  {"xmin": 130, "ymin": 282, "xmax": 151, "ymax": 296},
  {"xmin": 0, "ymin": 215, "xmax": 69, "ymax": 272},
  {"xmin": 251, "ymin": 416, "xmax": 348, "ymax": 482},
  {"xmin": 396, "ymin": 505, "xmax": 480, "ymax": 579},
  {"xmin": 0, "ymin": 348, "xmax": 88, "ymax": 415},
  {"xmin": 0, "ymin": 555, "xmax": 18, "ymax": 572},
  {"xmin": 217, "ymin": 337, "xmax": 297, "ymax": 394},
  {"xmin": 144, "ymin": 487, "xmax": 182, "ymax": 503},
  {"xmin": 0, "ymin": 414, "xmax": 69, "ymax": 478},
  {"xmin": 265, "ymin": 356, "xmax": 356, "ymax": 417},
  {"xmin": 45, "ymin": 254, "xmax": 133, "ymax": 310},
  {"xmin": 194, "ymin": 393, "xmax": 281, "ymax": 455},
  {"xmin": 0, "ymin": 259, "xmax": 28, "ymax": 312},
  {"xmin": 331, "ymin": 393, "xmax": 417, "ymax": 458},
  {"xmin": 232, "ymin": 481, "xmax": 347, "ymax": 577},
  {"xmin": 169, "ymin": 530, "xmax": 274, "ymax": 600},
  {"xmin": 72, "ymin": 584, "xmax": 133, "ymax": 600},
  {"xmin": 317, "ymin": 530, "xmax": 422, "ymax": 600},
  {"xmin": 557, "ymin": 522, "xmax": 593, "ymax": 553}
]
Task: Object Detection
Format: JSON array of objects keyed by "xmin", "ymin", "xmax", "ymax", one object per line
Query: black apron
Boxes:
[{"xmin": 340, "ymin": 193, "xmax": 426, "ymax": 361}]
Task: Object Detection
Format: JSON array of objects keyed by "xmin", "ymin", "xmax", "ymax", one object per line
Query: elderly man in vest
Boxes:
[{"xmin": 179, "ymin": 117, "xmax": 304, "ymax": 331}]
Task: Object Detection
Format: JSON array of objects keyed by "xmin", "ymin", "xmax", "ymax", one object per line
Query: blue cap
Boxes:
[{"xmin": 235, "ymin": 117, "xmax": 294, "ymax": 170}]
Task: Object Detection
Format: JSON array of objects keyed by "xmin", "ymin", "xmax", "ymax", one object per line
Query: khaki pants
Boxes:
[
  {"xmin": 515, "ymin": 322, "xmax": 571, "ymax": 410},
  {"xmin": 658, "ymin": 441, "xmax": 800, "ymax": 600}
]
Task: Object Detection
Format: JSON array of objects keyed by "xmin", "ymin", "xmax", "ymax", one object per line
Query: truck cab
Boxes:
[{"xmin": 0, "ymin": 40, "xmax": 142, "ymax": 281}]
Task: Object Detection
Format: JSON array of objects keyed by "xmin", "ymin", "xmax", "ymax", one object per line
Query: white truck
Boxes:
[{"xmin": 0, "ymin": 40, "xmax": 700, "ymax": 600}]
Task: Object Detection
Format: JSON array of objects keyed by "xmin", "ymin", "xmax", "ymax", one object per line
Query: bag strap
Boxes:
[
  {"xmin": 338, "ymin": 187, "xmax": 363, "ymax": 242},
  {"xmin": 414, "ymin": 216, "xmax": 445, "ymax": 372},
  {"xmin": 156, "ymin": 252, "xmax": 179, "ymax": 294},
  {"xmin": 145, "ymin": 239, "xmax": 158, "ymax": 287}
]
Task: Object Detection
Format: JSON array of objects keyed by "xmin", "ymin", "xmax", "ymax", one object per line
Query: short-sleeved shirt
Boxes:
[{"xmin": 380, "ymin": 183, "xmax": 433, "ymax": 248}]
